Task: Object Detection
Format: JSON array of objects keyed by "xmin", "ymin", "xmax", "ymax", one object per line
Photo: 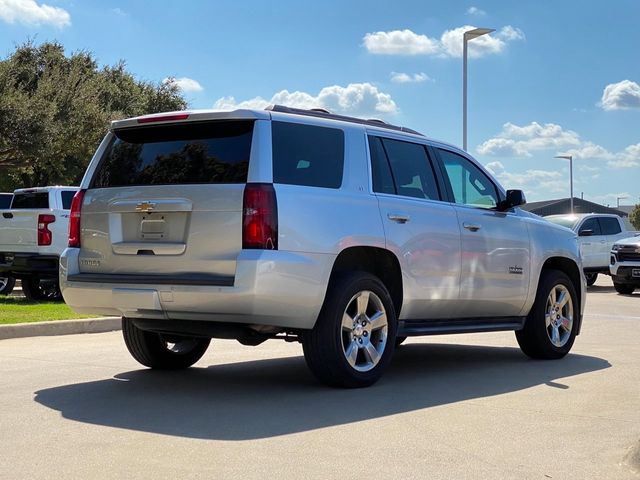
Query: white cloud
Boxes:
[
  {"xmin": 466, "ymin": 6, "xmax": 486, "ymax": 16},
  {"xmin": 479, "ymin": 121, "xmax": 640, "ymax": 169},
  {"xmin": 477, "ymin": 122, "xmax": 580, "ymax": 157},
  {"xmin": 600, "ymin": 80, "xmax": 640, "ymax": 110},
  {"xmin": 390, "ymin": 72, "xmax": 431, "ymax": 83},
  {"xmin": 608, "ymin": 143, "xmax": 640, "ymax": 168},
  {"xmin": 440, "ymin": 25, "xmax": 525, "ymax": 58},
  {"xmin": 363, "ymin": 25, "xmax": 523, "ymax": 58},
  {"xmin": 0, "ymin": 0, "xmax": 70, "ymax": 28},
  {"xmin": 484, "ymin": 160, "xmax": 566, "ymax": 197},
  {"xmin": 163, "ymin": 77, "xmax": 204, "ymax": 93},
  {"xmin": 363, "ymin": 29, "xmax": 439, "ymax": 55},
  {"xmin": 111, "ymin": 8, "xmax": 127, "ymax": 16},
  {"xmin": 213, "ymin": 83, "xmax": 398, "ymax": 117},
  {"xmin": 588, "ymin": 192, "xmax": 632, "ymax": 206}
]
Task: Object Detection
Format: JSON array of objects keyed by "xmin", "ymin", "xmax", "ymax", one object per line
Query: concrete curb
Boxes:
[{"xmin": 0, "ymin": 317, "xmax": 121, "ymax": 340}]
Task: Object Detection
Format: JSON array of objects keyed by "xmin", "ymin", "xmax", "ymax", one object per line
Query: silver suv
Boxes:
[{"xmin": 60, "ymin": 106, "xmax": 586, "ymax": 388}]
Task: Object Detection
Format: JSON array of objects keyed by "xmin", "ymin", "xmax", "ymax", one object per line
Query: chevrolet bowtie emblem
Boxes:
[{"xmin": 135, "ymin": 202, "xmax": 156, "ymax": 212}]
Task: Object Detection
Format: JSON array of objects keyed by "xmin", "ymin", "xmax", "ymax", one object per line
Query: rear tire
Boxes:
[
  {"xmin": 614, "ymin": 283, "xmax": 635, "ymax": 295},
  {"xmin": 302, "ymin": 272, "xmax": 397, "ymax": 388},
  {"xmin": 122, "ymin": 317, "xmax": 211, "ymax": 369},
  {"xmin": 22, "ymin": 276, "xmax": 62, "ymax": 301},
  {"xmin": 516, "ymin": 269, "xmax": 578, "ymax": 360},
  {"xmin": 0, "ymin": 276, "xmax": 15, "ymax": 295},
  {"xmin": 585, "ymin": 272, "xmax": 597, "ymax": 286}
]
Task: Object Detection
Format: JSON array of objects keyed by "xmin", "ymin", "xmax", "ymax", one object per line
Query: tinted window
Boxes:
[
  {"xmin": 599, "ymin": 217, "xmax": 622, "ymax": 235},
  {"xmin": 60, "ymin": 191, "xmax": 76, "ymax": 210},
  {"xmin": 368, "ymin": 136, "xmax": 395, "ymax": 195},
  {"xmin": 0, "ymin": 194, "xmax": 12, "ymax": 209},
  {"xmin": 438, "ymin": 149, "xmax": 498, "ymax": 208},
  {"xmin": 92, "ymin": 121, "xmax": 254, "ymax": 188},
  {"xmin": 378, "ymin": 138, "xmax": 440, "ymax": 200},
  {"xmin": 272, "ymin": 122, "xmax": 344, "ymax": 188},
  {"xmin": 580, "ymin": 218, "xmax": 602, "ymax": 235},
  {"xmin": 11, "ymin": 192, "xmax": 49, "ymax": 209}
]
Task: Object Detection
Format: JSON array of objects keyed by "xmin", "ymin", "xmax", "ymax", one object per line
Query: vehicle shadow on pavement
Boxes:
[{"xmin": 34, "ymin": 343, "xmax": 610, "ymax": 440}]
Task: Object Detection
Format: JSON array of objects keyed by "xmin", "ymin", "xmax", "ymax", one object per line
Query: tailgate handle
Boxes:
[
  {"xmin": 2, "ymin": 212, "xmax": 12, "ymax": 219},
  {"xmin": 112, "ymin": 242, "xmax": 186, "ymax": 255}
]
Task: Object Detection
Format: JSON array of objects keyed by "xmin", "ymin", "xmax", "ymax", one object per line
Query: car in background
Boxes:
[
  {"xmin": 610, "ymin": 236, "xmax": 640, "ymax": 294},
  {"xmin": 0, "ymin": 186, "xmax": 79, "ymax": 300},
  {"xmin": 0, "ymin": 192, "xmax": 15, "ymax": 294},
  {"xmin": 546, "ymin": 213, "xmax": 630, "ymax": 286}
]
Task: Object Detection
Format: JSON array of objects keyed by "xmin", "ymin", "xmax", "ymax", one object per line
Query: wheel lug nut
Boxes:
[
  {"xmin": 363, "ymin": 331, "xmax": 368, "ymax": 336},
  {"xmin": 358, "ymin": 338, "xmax": 363, "ymax": 343}
]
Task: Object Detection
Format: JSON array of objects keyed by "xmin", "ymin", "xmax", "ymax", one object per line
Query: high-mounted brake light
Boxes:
[
  {"xmin": 37, "ymin": 214, "xmax": 55, "ymax": 246},
  {"xmin": 137, "ymin": 113, "xmax": 190, "ymax": 124},
  {"xmin": 242, "ymin": 184, "xmax": 278, "ymax": 250},
  {"xmin": 68, "ymin": 189, "xmax": 86, "ymax": 248}
]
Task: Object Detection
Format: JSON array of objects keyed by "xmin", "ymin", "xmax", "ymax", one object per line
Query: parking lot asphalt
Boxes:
[{"xmin": 0, "ymin": 276, "xmax": 638, "ymax": 480}]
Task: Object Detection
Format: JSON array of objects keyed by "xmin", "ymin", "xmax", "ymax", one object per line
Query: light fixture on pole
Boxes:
[
  {"xmin": 616, "ymin": 195, "xmax": 628, "ymax": 208},
  {"xmin": 463, "ymin": 27, "xmax": 494, "ymax": 151},
  {"xmin": 554, "ymin": 155, "xmax": 574, "ymax": 214}
]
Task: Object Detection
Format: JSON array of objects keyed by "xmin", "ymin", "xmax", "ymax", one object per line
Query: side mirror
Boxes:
[
  {"xmin": 498, "ymin": 189, "xmax": 526, "ymax": 211},
  {"xmin": 579, "ymin": 229, "xmax": 594, "ymax": 237}
]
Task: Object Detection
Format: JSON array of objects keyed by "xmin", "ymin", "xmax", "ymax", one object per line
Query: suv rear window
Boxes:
[
  {"xmin": 272, "ymin": 122, "xmax": 344, "ymax": 188},
  {"xmin": 11, "ymin": 192, "xmax": 49, "ymax": 209},
  {"xmin": 91, "ymin": 121, "xmax": 254, "ymax": 188}
]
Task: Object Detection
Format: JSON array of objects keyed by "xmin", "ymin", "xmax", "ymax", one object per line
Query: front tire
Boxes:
[
  {"xmin": 614, "ymin": 283, "xmax": 635, "ymax": 295},
  {"xmin": 22, "ymin": 276, "xmax": 62, "ymax": 301},
  {"xmin": 516, "ymin": 269, "xmax": 578, "ymax": 359},
  {"xmin": 585, "ymin": 272, "xmax": 598, "ymax": 286},
  {"xmin": 122, "ymin": 318, "xmax": 211, "ymax": 369},
  {"xmin": 0, "ymin": 276, "xmax": 15, "ymax": 295},
  {"xmin": 302, "ymin": 272, "xmax": 397, "ymax": 388}
]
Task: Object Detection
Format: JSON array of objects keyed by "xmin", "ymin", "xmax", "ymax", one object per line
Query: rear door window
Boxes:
[
  {"xmin": 599, "ymin": 217, "xmax": 622, "ymax": 235},
  {"xmin": 91, "ymin": 121, "xmax": 254, "ymax": 188},
  {"xmin": 272, "ymin": 122, "xmax": 344, "ymax": 188},
  {"xmin": 368, "ymin": 136, "xmax": 441, "ymax": 200},
  {"xmin": 10, "ymin": 192, "xmax": 49, "ymax": 209}
]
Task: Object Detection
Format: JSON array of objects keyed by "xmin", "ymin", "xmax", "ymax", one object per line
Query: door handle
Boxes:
[
  {"xmin": 463, "ymin": 222, "xmax": 481, "ymax": 232},
  {"xmin": 388, "ymin": 213, "xmax": 410, "ymax": 224}
]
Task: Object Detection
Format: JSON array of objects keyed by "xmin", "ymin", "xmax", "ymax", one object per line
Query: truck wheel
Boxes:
[
  {"xmin": 22, "ymin": 277, "xmax": 62, "ymax": 301},
  {"xmin": 614, "ymin": 283, "xmax": 635, "ymax": 295},
  {"xmin": 516, "ymin": 269, "xmax": 578, "ymax": 360},
  {"xmin": 585, "ymin": 272, "xmax": 597, "ymax": 286},
  {"xmin": 302, "ymin": 272, "xmax": 397, "ymax": 388},
  {"xmin": 122, "ymin": 318, "xmax": 211, "ymax": 369},
  {"xmin": 0, "ymin": 276, "xmax": 15, "ymax": 295}
]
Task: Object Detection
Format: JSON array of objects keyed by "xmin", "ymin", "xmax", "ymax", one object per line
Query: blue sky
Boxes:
[{"xmin": 1, "ymin": 0, "xmax": 639, "ymax": 205}]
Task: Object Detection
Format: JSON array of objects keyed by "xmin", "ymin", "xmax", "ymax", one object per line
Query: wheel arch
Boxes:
[
  {"xmin": 328, "ymin": 246, "xmax": 403, "ymax": 318},
  {"xmin": 539, "ymin": 256, "xmax": 583, "ymax": 334}
]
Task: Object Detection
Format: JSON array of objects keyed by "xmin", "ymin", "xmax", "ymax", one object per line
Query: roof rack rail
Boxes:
[{"xmin": 265, "ymin": 105, "xmax": 424, "ymax": 136}]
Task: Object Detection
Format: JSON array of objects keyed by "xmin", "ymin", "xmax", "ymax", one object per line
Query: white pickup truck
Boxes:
[
  {"xmin": 546, "ymin": 213, "xmax": 630, "ymax": 285},
  {"xmin": 0, "ymin": 186, "xmax": 79, "ymax": 300}
]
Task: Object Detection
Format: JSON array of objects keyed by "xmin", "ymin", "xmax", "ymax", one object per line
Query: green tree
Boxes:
[
  {"xmin": 630, "ymin": 204, "xmax": 640, "ymax": 230},
  {"xmin": 0, "ymin": 41, "xmax": 187, "ymax": 190}
]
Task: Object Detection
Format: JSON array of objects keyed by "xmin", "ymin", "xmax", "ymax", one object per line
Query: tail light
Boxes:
[
  {"xmin": 242, "ymin": 184, "xmax": 278, "ymax": 250},
  {"xmin": 37, "ymin": 214, "xmax": 55, "ymax": 246},
  {"xmin": 68, "ymin": 189, "xmax": 86, "ymax": 248}
]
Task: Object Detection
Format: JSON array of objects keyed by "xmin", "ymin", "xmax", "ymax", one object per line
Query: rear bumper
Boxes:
[
  {"xmin": 0, "ymin": 252, "xmax": 59, "ymax": 278},
  {"xmin": 60, "ymin": 248, "xmax": 335, "ymax": 330}
]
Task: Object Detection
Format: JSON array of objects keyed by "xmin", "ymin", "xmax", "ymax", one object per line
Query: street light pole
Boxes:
[
  {"xmin": 555, "ymin": 155, "xmax": 574, "ymax": 214},
  {"xmin": 617, "ymin": 196, "xmax": 628, "ymax": 208},
  {"xmin": 463, "ymin": 27, "xmax": 494, "ymax": 151}
]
